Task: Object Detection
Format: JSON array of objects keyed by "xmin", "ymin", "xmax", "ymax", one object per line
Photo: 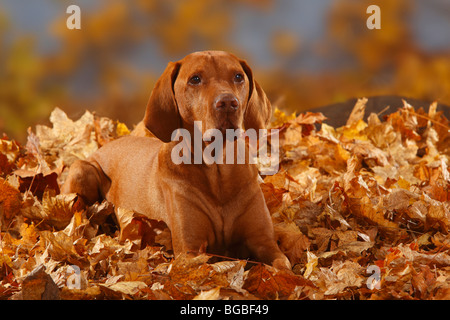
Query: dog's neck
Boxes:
[{"xmin": 170, "ymin": 122, "xmax": 260, "ymax": 166}]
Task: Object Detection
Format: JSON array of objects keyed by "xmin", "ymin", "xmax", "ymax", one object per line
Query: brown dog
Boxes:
[{"xmin": 61, "ymin": 51, "xmax": 290, "ymax": 269}]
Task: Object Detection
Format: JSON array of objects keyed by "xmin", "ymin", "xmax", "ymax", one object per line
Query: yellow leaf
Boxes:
[
  {"xmin": 396, "ymin": 177, "xmax": 411, "ymax": 189},
  {"xmin": 336, "ymin": 143, "xmax": 350, "ymax": 162},
  {"xmin": 0, "ymin": 179, "xmax": 21, "ymax": 223},
  {"xmin": 0, "ymin": 253, "xmax": 13, "ymax": 268},
  {"xmin": 19, "ymin": 223, "xmax": 38, "ymax": 246},
  {"xmin": 304, "ymin": 251, "xmax": 318, "ymax": 279},
  {"xmin": 116, "ymin": 122, "xmax": 130, "ymax": 136},
  {"xmin": 271, "ymin": 108, "xmax": 296, "ymax": 127},
  {"xmin": 339, "ymin": 119, "xmax": 368, "ymax": 141}
]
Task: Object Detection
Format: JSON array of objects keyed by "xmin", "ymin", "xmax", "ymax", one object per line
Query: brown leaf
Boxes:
[
  {"xmin": 193, "ymin": 286, "xmax": 221, "ymax": 300},
  {"xmin": 243, "ymin": 264, "xmax": 314, "ymax": 299},
  {"xmin": 346, "ymin": 97, "xmax": 367, "ymax": 126},
  {"xmin": 21, "ymin": 192, "xmax": 77, "ymax": 230},
  {"xmin": 0, "ymin": 138, "xmax": 22, "ymax": 176},
  {"xmin": 295, "ymin": 112, "xmax": 327, "ymax": 125},
  {"xmin": 151, "ymin": 254, "xmax": 213, "ymax": 300},
  {"xmin": 60, "ymin": 285, "xmax": 102, "ymax": 300},
  {"xmin": 20, "ymin": 265, "xmax": 60, "ymax": 300},
  {"xmin": 25, "ymin": 128, "xmax": 52, "ymax": 174},
  {"xmin": 39, "ymin": 230, "xmax": 86, "ymax": 266},
  {"xmin": 15, "ymin": 169, "xmax": 60, "ymax": 200},
  {"xmin": 310, "ymin": 260, "xmax": 364, "ymax": 296},
  {"xmin": 115, "ymin": 207, "xmax": 169, "ymax": 249},
  {"xmin": 99, "ymin": 281, "xmax": 147, "ymax": 299},
  {"xmin": 274, "ymin": 222, "xmax": 310, "ymax": 265},
  {"xmin": 0, "ymin": 179, "xmax": 21, "ymax": 229},
  {"xmin": 411, "ymin": 266, "xmax": 435, "ymax": 299},
  {"xmin": 260, "ymin": 182, "xmax": 287, "ymax": 213}
]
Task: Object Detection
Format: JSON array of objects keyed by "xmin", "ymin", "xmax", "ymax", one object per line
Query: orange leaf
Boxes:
[
  {"xmin": 243, "ymin": 264, "xmax": 314, "ymax": 299},
  {"xmin": 0, "ymin": 179, "xmax": 21, "ymax": 225}
]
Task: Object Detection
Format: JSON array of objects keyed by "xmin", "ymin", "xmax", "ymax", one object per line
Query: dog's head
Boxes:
[{"xmin": 143, "ymin": 51, "xmax": 272, "ymax": 142}]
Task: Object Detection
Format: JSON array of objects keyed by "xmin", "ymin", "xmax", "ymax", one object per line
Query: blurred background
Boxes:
[{"xmin": 1, "ymin": 0, "xmax": 449, "ymax": 142}]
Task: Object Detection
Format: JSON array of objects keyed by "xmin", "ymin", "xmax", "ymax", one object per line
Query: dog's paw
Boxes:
[{"xmin": 272, "ymin": 256, "xmax": 291, "ymax": 271}]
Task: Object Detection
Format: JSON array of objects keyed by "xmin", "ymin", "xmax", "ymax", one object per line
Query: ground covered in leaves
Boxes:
[{"xmin": 1, "ymin": 99, "xmax": 449, "ymax": 300}]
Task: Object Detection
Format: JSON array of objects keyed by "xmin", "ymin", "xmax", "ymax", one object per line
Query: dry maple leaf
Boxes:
[
  {"xmin": 193, "ymin": 286, "xmax": 221, "ymax": 300},
  {"xmin": 0, "ymin": 179, "xmax": 21, "ymax": 229},
  {"xmin": 99, "ymin": 281, "xmax": 147, "ymax": 299},
  {"xmin": 0, "ymin": 138, "xmax": 22, "ymax": 176},
  {"xmin": 115, "ymin": 207, "xmax": 169, "ymax": 249},
  {"xmin": 346, "ymin": 97, "xmax": 368, "ymax": 127},
  {"xmin": 243, "ymin": 263, "xmax": 315, "ymax": 300},
  {"xmin": 271, "ymin": 107, "xmax": 297, "ymax": 128},
  {"xmin": 15, "ymin": 169, "xmax": 61, "ymax": 200},
  {"xmin": 295, "ymin": 112, "xmax": 327, "ymax": 125},
  {"xmin": 311, "ymin": 260, "xmax": 365, "ymax": 296},
  {"xmin": 274, "ymin": 222, "xmax": 310, "ymax": 265},
  {"xmin": 21, "ymin": 192, "xmax": 77, "ymax": 230},
  {"xmin": 27, "ymin": 108, "xmax": 119, "ymax": 174},
  {"xmin": 20, "ymin": 264, "xmax": 60, "ymax": 300}
]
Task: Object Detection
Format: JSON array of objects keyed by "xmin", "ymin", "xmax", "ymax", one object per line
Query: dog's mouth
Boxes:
[
  {"xmin": 220, "ymin": 118, "xmax": 238, "ymax": 131},
  {"xmin": 219, "ymin": 111, "xmax": 242, "ymax": 130},
  {"xmin": 217, "ymin": 117, "xmax": 243, "ymax": 140},
  {"xmin": 202, "ymin": 116, "xmax": 243, "ymax": 143}
]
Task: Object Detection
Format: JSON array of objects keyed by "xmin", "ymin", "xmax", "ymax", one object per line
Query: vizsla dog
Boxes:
[{"xmin": 62, "ymin": 51, "xmax": 290, "ymax": 269}]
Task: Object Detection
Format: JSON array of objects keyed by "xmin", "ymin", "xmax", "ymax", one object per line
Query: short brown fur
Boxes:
[{"xmin": 62, "ymin": 51, "xmax": 290, "ymax": 269}]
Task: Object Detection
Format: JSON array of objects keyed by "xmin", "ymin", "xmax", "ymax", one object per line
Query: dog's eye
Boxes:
[
  {"xmin": 188, "ymin": 75, "xmax": 201, "ymax": 85},
  {"xmin": 234, "ymin": 73, "xmax": 244, "ymax": 83}
]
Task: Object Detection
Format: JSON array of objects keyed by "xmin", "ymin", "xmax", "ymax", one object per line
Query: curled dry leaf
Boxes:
[
  {"xmin": 115, "ymin": 207, "xmax": 170, "ymax": 249},
  {"xmin": 20, "ymin": 264, "xmax": 60, "ymax": 300},
  {"xmin": 193, "ymin": 286, "xmax": 221, "ymax": 300},
  {"xmin": 0, "ymin": 179, "xmax": 21, "ymax": 230},
  {"xmin": 346, "ymin": 98, "xmax": 368, "ymax": 126},
  {"xmin": 21, "ymin": 192, "xmax": 77, "ymax": 230},
  {"xmin": 99, "ymin": 280, "xmax": 147, "ymax": 299},
  {"xmin": 311, "ymin": 260, "xmax": 365, "ymax": 296},
  {"xmin": 274, "ymin": 222, "xmax": 310, "ymax": 265},
  {"xmin": 25, "ymin": 108, "xmax": 119, "ymax": 178},
  {"xmin": 15, "ymin": 169, "xmax": 60, "ymax": 199},
  {"xmin": 0, "ymin": 138, "xmax": 21, "ymax": 176},
  {"xmin": 243, "ymin": 263, "xmax": 316, "ymax": 299}
]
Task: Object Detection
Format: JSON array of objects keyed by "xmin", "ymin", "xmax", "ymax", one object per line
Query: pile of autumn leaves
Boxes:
[{"xmin": 1, "ymin": 99, "xmax": 449, "ymax": 300}]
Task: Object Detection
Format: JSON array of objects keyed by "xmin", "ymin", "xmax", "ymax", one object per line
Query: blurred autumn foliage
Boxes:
[{"xmin": 0, "ymin": 0, "xmax": 449, "ymax": 142}]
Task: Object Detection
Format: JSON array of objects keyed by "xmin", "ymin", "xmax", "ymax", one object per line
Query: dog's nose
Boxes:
[{"xmin": 214, "ymin": 93, "xmax": 239, "ymax": 112}]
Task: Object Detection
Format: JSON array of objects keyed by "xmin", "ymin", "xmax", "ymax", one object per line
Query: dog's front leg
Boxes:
[
  {"xmin": 235, "ymin": 194, "xmax": 291, "ymax": 270},
  {"xmin": 166, "ymin": 199, "xmax": 214, "ymax": 257}
]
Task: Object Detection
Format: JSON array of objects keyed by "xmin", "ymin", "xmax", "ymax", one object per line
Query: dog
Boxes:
[{"xmin": 61, "ymin": 50, "xmax": 291, "ymax": 270}]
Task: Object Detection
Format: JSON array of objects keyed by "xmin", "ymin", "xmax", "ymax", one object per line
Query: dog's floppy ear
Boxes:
[
  {"xmin": 143, "ymin": 61, "xmax": 182, "ymax": 142},
  {"xmin": 240, "ymin": 59, "xmax": 272, "ymax": 131}
]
